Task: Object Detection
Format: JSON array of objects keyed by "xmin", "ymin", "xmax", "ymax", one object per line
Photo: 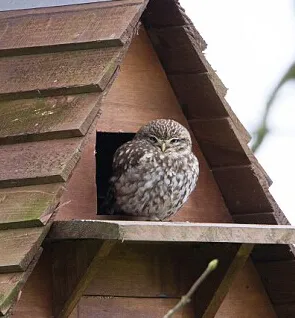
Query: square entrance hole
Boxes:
[{"xmin": 96, "ymin": 131, "xmax": 135, "ymax": 214}]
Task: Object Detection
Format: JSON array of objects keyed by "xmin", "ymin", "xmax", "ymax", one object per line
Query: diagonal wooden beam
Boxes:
[
  {"xmin": 51, "ymin": 240, "xmax": 116, "ymax": 318},
  {"xmin": 194, "ymin": 243, "xmax": 254, "ymax": 318}
]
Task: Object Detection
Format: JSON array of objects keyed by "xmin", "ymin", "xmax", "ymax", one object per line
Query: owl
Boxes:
[{"xmin": 102, "ymin": 119, "xmax": 199, "ymax": 220}]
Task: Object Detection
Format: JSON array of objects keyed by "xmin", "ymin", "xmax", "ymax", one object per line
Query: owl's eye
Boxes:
[
  {"xmin": 149, "ymin": 136, "xmax": 158, "ymax": 143},
  {"xmin": 170, "ymin": 138, "xmax": 179, "ymax": 144}
]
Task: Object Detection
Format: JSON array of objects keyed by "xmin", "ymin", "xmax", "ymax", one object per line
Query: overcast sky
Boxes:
[{"xmin": 180, "ymin": 0, "xmax": 295, "ymax": 223}]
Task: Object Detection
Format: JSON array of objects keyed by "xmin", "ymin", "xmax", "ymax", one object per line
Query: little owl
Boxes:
[{"xmin": 102, "ymin": 119, "xmax": 199, "ymax": 220}]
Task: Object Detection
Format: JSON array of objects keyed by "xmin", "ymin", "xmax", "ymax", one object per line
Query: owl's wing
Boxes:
[
  {"xmin": 100, "ymin": 140, "xmax": 148, "ymax": 215},
  {"xmin": 112, "ymin": 140, "xmax": 148, "ymax": 177}
]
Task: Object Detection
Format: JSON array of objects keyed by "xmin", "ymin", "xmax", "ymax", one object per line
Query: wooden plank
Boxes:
[
  {"xmin": 170, "ymin": 73, "xmax": 228, "ymax": 119},
  {"xmin": 233, "ymin": 212, "xmax": 278, "ymax": 225},
  {"xmin": 252, "ymin": 244, "xmax": 295, "ymax": 262},
  {"xmin": 215, "ymin": 260, "xmax": 277, "ymax": 318},
  {"xmin": 55, "ymin": 27, "xmax": 232, "ymax": 224},
  {"xmin": 78, "ymin": 296, "xmax": 195, "ymax": 318},
  {"xmin": 0, "ymin": 227, "xmax": 49, "ymax": 273},
  {"xmin": 0, "ymin": 183, "xmax": 62, "ymax": 230},
  {"xmin": 198, "ymin": 244, "xmax": 253, "ymax": 318},
  {"xmin": 274, "ymin": 302, "xmax": 295, "ymax": 318},
  {"xmin": 11, "ymin": 248, "xmax": 55, "ymax": 318},
  {"xmin": 213, "ymin": 165, "xmax": 276, "ymax": 215},
  {"xmin": 255, "ymin": 260, "xmax": 295, "ymax": 305},
  {"xmin": 190, "ymin": 118, "xmax": 250, "ymax": 167},
  {"xmin": 0, "ymin": 0, "xmax": 145, "ymax": 19},
  {"xmin": 52, "ymin": 240, "xmax": 116, "ymax": 318},
  {"xmin": 0, "ymin": 138, "xmax": 82, "ymax": 188},
  {"xmin": 143, "ymin": 0, "xmax": 193, "ymax": 28},
  {"xmin": 0, "ymin": 47, "xmax": 121, "ymax": 100},
  {"xmin": 0, "ymin": 93, "xmax": 102, "ymax": 144},
  {"xmin": 48, "ymin": 220, "xmax": 295, "ymax": 244},
  {"xmin": 86, "ymin": 243, "xmax": 201, "ymax": 297},
  {"xmin": 0, "ymin": 248, "xmax": 42, "ymax": 316},
  {"xmin": 0, "ymin": 4, "xmax": 141, "ymax": 55}
]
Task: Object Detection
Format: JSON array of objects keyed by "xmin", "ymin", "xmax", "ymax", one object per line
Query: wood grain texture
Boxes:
[
  {"xmin": 86, "ymin": 243, "xmax": 201, "ymax": 298},
  {"xmin": 0, "ymin": 138, "xmax": 82, "ymax": 188},
  {"xmin": 0, "ymin": 93, "xmax": 102, "ymax": 144},
  {"xmin": 52, "ymin": 241, "xmax": 102, "ymax": 318},
  {"xmin": 255, "ymin": 260, "xmax": 295, "ymax": 305},
  {"xmin": 11, "ymin": 248, "xmax": 53, "ymax": 318},
  {"xmin": 0, "ymin": 4, "xmax": 141, "ymax": 55},
  {"xmin": 0, "ymin": 227, "xmax": 48, "ymax": 273},
  {"xmin": 49, "ymin": 220, "xmax": 295, "ymax": 244},
  {"xmin": 233, "ymin": 212, "xmax": 278, "ymax": 225},
  {"xmin": 78, "ymin": 296, "xmax": 194, "ymax": 318},
  {"xmin": 56, "ymin": 241, "xmax": 116, "ymax": 318},
  {"xmin": 0, "ymin": 248, "xmax": 42, "ymax": 316},
  {"xmin": 190, "ymin": 118, "xmax": 250, "ymax": 167},
  {"xmin": 213, "ymin": 165, "xmax": 276, "ymax": 215},
  {"xmin": 215, "ymin": 260, "xmax": 277, "ymax": 318},
  {"xmin": 199, "ymin": 244, "xmax": 253, "ymax": 318},
  {"xmin": 0, "ymin": 183, "xmax": 62, "ymax": 229},
  {"xmin": 0, "ymin": 47, "xmax": 120, "ymax": 100},
  {"xmin": 274, "ymin": 302, "xmax": 295, "ymax": 318}
]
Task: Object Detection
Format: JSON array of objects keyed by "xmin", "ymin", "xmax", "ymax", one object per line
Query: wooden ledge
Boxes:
[{"xmin": 48, "ymin": 220, "xmax": 295, "ymax": 244}]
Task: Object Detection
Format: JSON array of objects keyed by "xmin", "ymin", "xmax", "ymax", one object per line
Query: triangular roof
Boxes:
[{"xmin": 0, "ymin": 0, "xmax": 293, "ymax": 316}]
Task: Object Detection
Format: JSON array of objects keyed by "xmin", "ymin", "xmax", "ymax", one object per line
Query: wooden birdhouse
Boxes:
[{"xmin": 1, "ymin": 1, "xmax": 295, "ymax": 317}]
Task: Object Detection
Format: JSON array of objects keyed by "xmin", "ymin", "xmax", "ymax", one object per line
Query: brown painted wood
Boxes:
[
  {"xmin": 52, "ymin": 240, "xmax": 116, "ymax": 318},
  {"xmin": 56, "ymin": 27, "xmax": 232, "ymax": 224},
  {"xmin": 11, "ymin": 248, "xmax": 53, "ymax": 318},
  {"xmin": 274, "ymin": 302, "xmax": 295, "ymax": 318},
  {"xmin": 0, "ymin": 47, "xmax": 121, "ymax": 100},
  {"xmin": 143, "ymin": 0, "xmax": 193, "ymax": 28},
  {"xmin": 199, "ymin": 244, "xmax": 253, "ymax": 318},
  {"xmin": 255, "ymin": 260, "xmax": 295, "ymax": 305},
  {"xmin": 49, "ymin": 220, "xmax": 295, "ymax": 244},
  {"xmin": 0, "ymin": 93, "xmax": 102, "ymax": 144},
  {"xmin": 213, "ymin": 165, "xmax": 276, "ymax": 215},
  {"xmin": 190, "ymin": 118, "xmax": 250, "ymax": 167},
  {"xmin": 79, "ymin": 296, "xmax": 195, "ymax": 317},
  {"xmin": 233, "ymin": 212, "xmax": 277, "ymax": 225},
  {"xmin": 0, "ymin": 3, "xmax": 141, "ymax": 55},
  {"xmin": 252, "ymin": 245, "xmax": 295, "ymax": 262},
  {"xmin": 0, "ymin": 227, "xmax": 49, "ymax": 273},
  {"xmin": 0, "ymin": 138, "xmax": 82, "ymax": 188},
  {"xmin": 215, "ymin": 260, "xmax": 277, "ymax": 318},
  {"xmin": 0, "ymin": 183, "xmax": 62, "ymax": 230},
  {"xmin": 0, "ymin": 248, "xmax": 42, "ymax": 316},
  {"xmin": 86, "ymin": 243, "xmax": 201, "ymax": 298}
]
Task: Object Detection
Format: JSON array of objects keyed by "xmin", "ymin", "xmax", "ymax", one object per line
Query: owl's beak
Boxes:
[{"xmin": 161, "ymin": 142, "xmax": 166, "ymax": 152}]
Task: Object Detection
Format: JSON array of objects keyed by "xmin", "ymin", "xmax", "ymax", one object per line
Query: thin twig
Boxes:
[{"xmin": 163, "ymin": 259, "xmax": 219, "ymax": 318}]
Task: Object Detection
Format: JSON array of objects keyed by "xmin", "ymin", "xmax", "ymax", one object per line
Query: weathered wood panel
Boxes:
[
  {"xmin": 190, "ymin": 118, "xmax": 250, "ymax": 167},
  {"xmin": 0, "ymin": 138, "xmax": 82, "ymax": 188},
  {"xmin": 0, "ymin": 4, "xmax": 141, "ymax": 55},
  {"xmin": 0, "ymin": 227, "xmax": 48, "ymax": 273},
  {"xmin": 213, "ymin": 165, "xmax": 275, "ymax": 215},
  {"xmin": 233, "ymin": 212, "xmax": 277, "ymax": 225},
  {"xmin": 11, "ymin": 249, "xmax": 53, "ymax": 318},
  {"xmin": 79, "ymin": 296, "xmax": 194, "ymax": 317},
  {"xmin": 0, "ymin": 47, "xmax": 120, "ymax": 100},
  {"xmin": 170, "ymin": 73, "xmax": 228, "ymax": 119},
  {"xmin": 256, "ymin": 260, "xmax": 295, "ymax": 305},
  {"xmin": 0, "ymin": 183, "xmax": 62, "ymax": 229},
  {"xmin": 49, "ymin": 220, "xmax": 295, "ymax": 245},
  {"xmin": 275, "ymin": 302, "xmax": 295, "ymax": 318},
  {"xmin": 0, "ymin": 93, "xmax": 101, "ymax": 144},
  {"xmin": 0, "ymin": 248, "xmax": 42, "ymax": 316},
  {"xmin": 56, "ymin": 27, "xmax": 231, "ymax": 223}
]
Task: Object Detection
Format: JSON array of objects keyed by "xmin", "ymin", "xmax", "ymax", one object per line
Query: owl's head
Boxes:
[{"xmin": 135, "ymin": 119, "xmax": 192, "ymax": 154}]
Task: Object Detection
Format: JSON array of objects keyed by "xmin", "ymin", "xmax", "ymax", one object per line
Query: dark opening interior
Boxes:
[{"xmin": 96, "ymin": 131, "xmax": 135, "ymax": 214}]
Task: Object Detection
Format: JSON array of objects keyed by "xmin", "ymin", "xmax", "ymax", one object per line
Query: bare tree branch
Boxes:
[{"xmin": 163, "ymin": 259, "xmax": 219, "ymax": 318}]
